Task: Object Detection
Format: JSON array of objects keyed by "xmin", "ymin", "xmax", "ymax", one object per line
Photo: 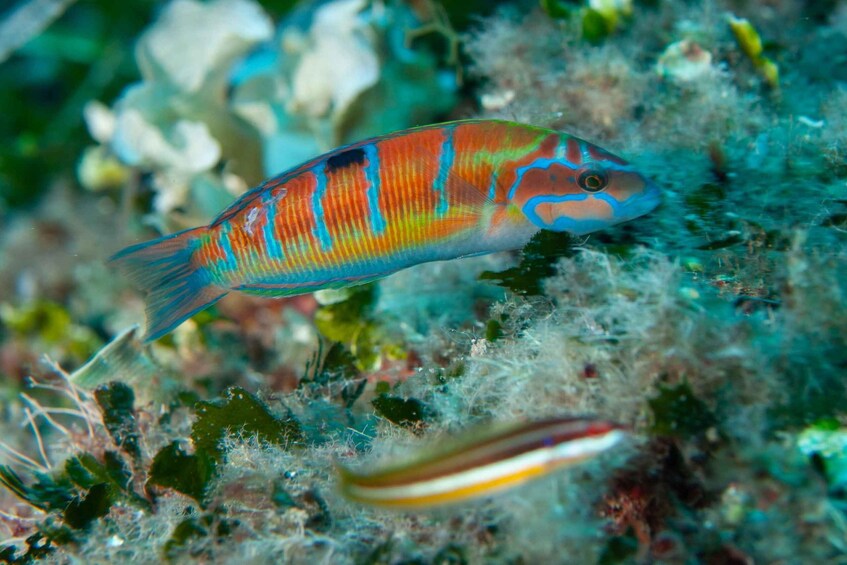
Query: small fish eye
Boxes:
[{"xmin": 577, "ymin": 169, "xmax": 608, "ymax": 192}]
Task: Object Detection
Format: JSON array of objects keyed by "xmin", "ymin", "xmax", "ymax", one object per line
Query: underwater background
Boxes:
[{"xmin": 1, "ymin": 0, "xmax": 846, "ymax": 562}]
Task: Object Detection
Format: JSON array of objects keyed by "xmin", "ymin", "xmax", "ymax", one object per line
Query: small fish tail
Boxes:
[
  {"xmin": 334, "ymin": 460, "xmax": 373, "ymax": 505},
  {"xmin": 110, "ymin": 227, "xmax": 227, "ymax": 342}
]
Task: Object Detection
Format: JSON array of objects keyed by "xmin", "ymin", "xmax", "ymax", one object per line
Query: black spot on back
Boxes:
[{"xmin": 326, "ymin": 148, "xmax": 366, "ymax": 172}]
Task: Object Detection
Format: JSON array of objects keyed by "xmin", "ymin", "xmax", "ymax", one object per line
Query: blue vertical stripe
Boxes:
[
  {"xmin": 487, "ymin": 170, "xmax": 499, "ymax": 201},
  {"xmin": 312, "ymin": 165, "xmax": 333, "ymax": 251},
  {"xmin": 262, "ymin": 194, "xmax": 285, "ymax": 260},
  {"xmin": 364, "ymin": 144, "xmax": 386, "ymax": 234},
  {"xmin": 434, "ymin": 126, "xmax": 455, "ymax": 217},
  {"xmin": 216, "ymin": 224, "xmax": 239, "ymax": 271}
]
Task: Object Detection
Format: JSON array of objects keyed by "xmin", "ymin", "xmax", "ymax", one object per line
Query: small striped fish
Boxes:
[
  {"xmin": 112, "ymin": 120, "xmax": 660, "ymax": 341},
  {"xmin": 337, "ymin": 417, "xmax": 627, "ymax": 509}
]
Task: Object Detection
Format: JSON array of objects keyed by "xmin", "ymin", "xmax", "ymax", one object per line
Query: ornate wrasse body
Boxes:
[{"xmin": 112, "ymin": 120, "xmax": 661, "ymax": 341}]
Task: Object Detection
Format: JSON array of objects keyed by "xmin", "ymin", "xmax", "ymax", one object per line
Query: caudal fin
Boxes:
[{"xmin": 110, "ymin": 227, "xmax": 228, "ymax": 343}]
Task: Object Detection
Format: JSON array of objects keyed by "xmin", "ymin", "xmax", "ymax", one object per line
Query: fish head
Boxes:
[{"xmin": 511, "ymin": 136, "xmax": 661, "ymax": 236}]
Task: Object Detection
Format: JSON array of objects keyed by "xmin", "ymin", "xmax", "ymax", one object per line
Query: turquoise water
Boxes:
[{"xmin": 0, "ymin": 0, "xmax": 845, "ymax": 562}]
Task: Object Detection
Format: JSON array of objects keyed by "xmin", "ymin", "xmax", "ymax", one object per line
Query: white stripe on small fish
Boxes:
[{"xmin": 337, "ymin": 417, "xmax": 628, "ymax": 508}]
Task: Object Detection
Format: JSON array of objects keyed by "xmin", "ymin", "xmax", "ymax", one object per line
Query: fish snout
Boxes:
[{"xmin": 623, "ymin": 178, "xmax": 662, "ymax": 220}]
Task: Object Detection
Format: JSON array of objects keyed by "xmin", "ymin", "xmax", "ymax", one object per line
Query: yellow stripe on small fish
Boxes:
[{"xmin": 336, "ymin": 417, "xmax": 627, "ymax": 509}]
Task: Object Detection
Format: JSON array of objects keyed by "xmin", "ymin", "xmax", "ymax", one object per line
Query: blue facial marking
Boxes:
[
  {"xmin": 522, "ymin": 193, "xmax": 615, "ymax": 234},
  {"xmin": 599, "ymin": 186, "xmax": 661, "ymax": 219},
  {"xmin": 522, "ymin": 193, "xmax": 587, "ymax": 229},
  {"xmin": 506, "ymin": 156, "xmax": 579, "ymax": 201},
  {"xmin": 522, "ymin": 180, "xmax": 659, "ymax": 234},
  {"xmin": 590, "ymin": 192, "xmax": 624, "ymax": 216}
]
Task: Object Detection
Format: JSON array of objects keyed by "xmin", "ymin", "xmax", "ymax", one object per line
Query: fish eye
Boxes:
[{"xmin": 577, "ymin": 169, "xmax": 608, "ymax": 192}]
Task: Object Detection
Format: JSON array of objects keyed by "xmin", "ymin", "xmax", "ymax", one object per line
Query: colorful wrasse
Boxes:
[
  {"xmin": 111, "ymin": 120, "xmax": 661, "ymax": 341},
  {"xmin": 337, "ymin": 416, "xmax": 627, "ymax": 509}
]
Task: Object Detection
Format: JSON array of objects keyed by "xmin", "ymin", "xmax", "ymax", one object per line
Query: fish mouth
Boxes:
[{"xmin": 622, "ymin": 181, "xmax": 662, "ymax": 220}]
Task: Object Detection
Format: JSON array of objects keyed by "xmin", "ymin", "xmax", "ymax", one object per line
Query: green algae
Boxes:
[
  {"xmin": 484, "ymin": 318, "xmax": 504, "ymax": 342},
  {"xmin": 314, "ymin": 285, "xmax": 378, "ymax": 343},
  {"xmin": 0, "ymin": 0, "xmax": 157, "ymax": 210},
  {"xmin": 163, "ymin": 511, "xmax": 237, "ymax": 562},
  {"xmin": 148, "ymin": 442, "xmax": 214, "ymax": 505},
  {"xmin": 0, "ymin": 449, "xmax": 145, "ymax": 541},
  {"xmin": 728, "ymin": 14, "xmax": 780, "ymax": 89},
  {"xmin": 649, "ymin": 382, "xmax": 718, "ymax": 439},
  {"xmin": 0, "ymin": 531, "xmax": 60, "ymax": 563},
  {"xmin": 539, "ymin": 0, "xmax": 631, "ymax": 43},
  {"xmin": 479, "ymin": 230, "xmax": 575, "ymax": 295},
  {"xmin": 0, "ymin": 466, "xmax": 74, "ymax": 514},
  {"xmin": 191, "ymin": 387, "xmax": 302, "ymax": 462},
  {"xmin": 94, "ymin": 382, "xmax": 141, "ymax": 460},
  {"xmin": 0, "ymin": 300, "xmax": 101, "ymax": 362},
  {"xmin": 581, "ymin": 8, "xmax": 611, "ymax": 44},
  {"xmin": 798, "ymin": 424, "xmax": 847, "ymax": 495},
  {"xmin": 539, "ymin": 0, "xmax": 574, "ymax": 19},
  {"xmin": 149, "ymin": 387, "xmax": 302, "ymax": 505},
  {"xmin": 371, "ymin": 393, "xmax": 430, "ymax": 430},
  {"xmin": 314, "ymin": 284, "xmax": 406, "ymax": 371},
  {"xmin": 62, "ymin": 483, "xmax": 112, "ymax": 530},
  {"xmin": 0, "ymin": 300, "xmax": 72, "ymax": 343},
  {"xmin": 65, "ymin": 451, "xmax": 149, "ymax": 511}
]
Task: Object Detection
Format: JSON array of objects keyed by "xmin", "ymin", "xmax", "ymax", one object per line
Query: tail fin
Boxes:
[{"xmin": 110, "ymin": 227, "xmax": 228, "ymax": 343}]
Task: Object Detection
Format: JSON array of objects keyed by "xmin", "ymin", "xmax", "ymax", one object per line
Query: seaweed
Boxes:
[
  {"xmin": 94, "ymin": 382, "xmax": 141, "ymax": 460},
  {"xmin": 0, "ymin": 466, "xmax": 74, "ymax": 513},
  {"xmin": 313, "ymin": 284, "xmax": 400, "ymax": 371},
  {"xmin": 191, "ymin": 387, "xmax": 303, "ymax": 462},
  {"xmin": 0, "ymin": 449, "xmax": 146, "ymax": 537},
  {"xmin": 301, "ymin": 340, "xmax": 366, "ymax": 408},
  {"xmin": 728, "ymin": 14, "xmax": 780, "ymax": 89},
  {"xmin": 484, "ymin": 318, "xmax": 504, "ymax": 342},
  {"xmin": 649, "ymin": 382, "xmax": 718, "ymax": 439},
  {"xmin": 540, "ymin": 0, "xmax": 632, "ymax": 43},
  {"xmin": 162, "ymin": 510, "xmax": 238, "ymax": 561},
  {"xmin": 0, "ymin": 531, "xmax": 60, "ymax": 563},
  {"xmin": 148, "ymin": 442, "xmax": 214, "ymax": 505},
  {"xmin": 479, "ymin": 230, "xmax": 575, "ymax": 295},
  {"xmin": 65, "ymin": 451, "xmax": 149, "ymax": 511},
  {"xmin": 147, "ymin": 387, "xmax": 302, "ymax": 507},
  {"xmin": 371, "ymin": 393, "xmax": 430, "ymax": 430},
  {"xmin": 62, "ymin": 483, "xmax": 112, "ymax": 530}
]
